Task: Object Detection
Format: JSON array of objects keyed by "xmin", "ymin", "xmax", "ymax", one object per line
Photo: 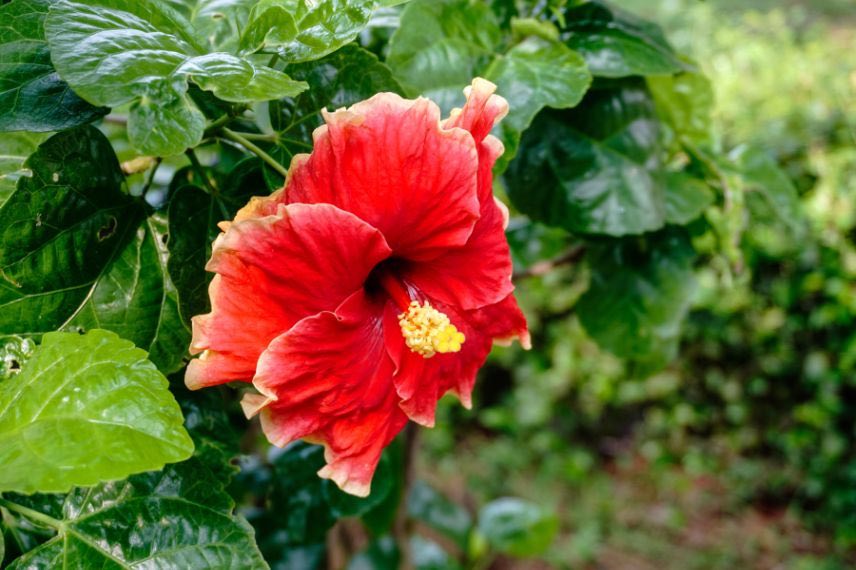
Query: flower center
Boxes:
[{"xmin": 398, "ymin": 301, "xmax": 465, "ymax": 358}]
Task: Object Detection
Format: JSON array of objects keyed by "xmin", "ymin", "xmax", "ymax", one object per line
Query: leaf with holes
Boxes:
[
  {"xmin": 0, "ymin": 132, "xmax": 47, "ymax": 206},
  {"xmin": 2, "ymin": 456, "xmax": 265, "ymax": 568},
  {"xmin": 0, "ymin": 0, "xmax": 107, "ymax": 132},
  {"xmin": 0, "ymin": 329, "xmax": 193, "ymax": 493},
  {"xmin": 0, "ymin": 126, "xmax": 143, "ymax": 339},
  {"xmin": 505, "ymin": 82, "xmax": 666, "ymax": 236},
  {"xmin": 65, "ymin": 219, "xmax": 190, "ymax": 375}
]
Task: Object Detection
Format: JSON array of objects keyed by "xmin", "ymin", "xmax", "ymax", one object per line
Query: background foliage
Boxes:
[{"xmin": 0, "ymin": 0, "xmax": 852, "ymax": 568}]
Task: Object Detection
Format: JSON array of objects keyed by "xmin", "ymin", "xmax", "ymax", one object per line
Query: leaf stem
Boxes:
[
  {"xmin": 0, "ymin": 498, "xmax": 63, "ymax": 530},
  {"xmin": 140, "ymin": 157, "xmax": 163, "ymax": 198},
  {"xmin": 221, "ymin": 128, "xmax": 289, "ymax": 180},
  {"xmin": 227, "ymin": 131, "xmax": 278, "ymax": 142}
]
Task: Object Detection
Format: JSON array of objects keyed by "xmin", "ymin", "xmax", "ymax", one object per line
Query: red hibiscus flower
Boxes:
[{"xmin": 185, "ymin": 78, "xmax": 529, "ymax": 496}]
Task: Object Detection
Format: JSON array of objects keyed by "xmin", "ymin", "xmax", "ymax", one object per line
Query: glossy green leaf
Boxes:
[
  {"xmin": 269, "ymin": 441, "xmax": 397, "ymax": 545},
  {"xmin": 408, "ymin": 481, "xmax": 472, "ymax": 550},
  {"xmin": 0, "ymin": 126, "xmax": 143, "ymax": 338},
  {"xmin": 274, "ymin": 0, "xmax": 376, "ymax": 63},
  {"xmin": 476, "ymin": 497, "xmax": 558, "ymax": 557},
  {"xmin": 269, "ymin": 442, "xmax": 336, "ymax": 545},
  {"xmin": 167, "ymin": 159, "xmax": 265, "ymax": 325},
  {"xmin": 485, "ymin": 37, "xmax": 591, "ymax": 170},
  {"xmin": 664, "ymin": 172, "xmax": 715, "ymax": 225},
  {"xmin": 45, "ymin": 0, "xmax": 306, "ymax": 155},
  {"xmin": 648, "ymin": 71, "xmax": 714, "ymax": 149},
  {"xmin": 505, "ymin": 83, "xmax": 666, "ymax": 236},
  {"xmin": 0, "ymin": 336, "xmax": 35, "ymax": 381},
  {"xmin": 266, "ymin": 44, "xmax": 402, "ymax": 188},
  {"xmin": 561, "ymin": 1, "xmax": 685, "ymax": 78},
  {"xmin": 239, "ymin": 0, "xmax": 298, "ymax": 54},
  {"xmin": 0, "ymin": 0, "xmax": 106, "ymax": 132},
  {"xmin": 577, "ymin": 228, "xmax": 697, "ymax": 370},
  {"xmin": 0, "ymin": 329, "xmax": 193, "ymax": 494},
  {"xmin": 387, "ymin": 0, "xmax": 500, "ymax": 113},
  {"xmin": 0, "ymin": 132, "xmax": 47, "ymax": 206},
  {"xmin": 65, "ymin": 220, "xmax": 191, "ymax": 375},
  {"xmin": 4, "ymin": 457, "xmax": 265, "ymax": 568}
]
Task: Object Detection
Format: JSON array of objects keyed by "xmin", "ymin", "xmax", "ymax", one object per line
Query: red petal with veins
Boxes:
[
  {"xmin": 283, "ymin": 93, "xmax": 482, "ymax": 261},
  {"xmin": 186, "ymin": 203, "xmax": 391, "ymax": 389},
  {"xmin": 247, "ymin": 291, "xmax": 408, "ymax": 497},
  {"xmin": 403, "ymin": 81, "xmax": 514, "ymax": 310},
  {"xmin": 386, "ymin": 292, "xmax": 529, "ymax": 427}
]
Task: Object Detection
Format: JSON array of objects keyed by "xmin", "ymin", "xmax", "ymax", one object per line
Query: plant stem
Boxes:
[
  {"xmin": 227, "ymin": 131, "xmax": 278, "ymax": 142},
  {"xmin": 513, "ymin": 244, "xmax": 587, "ymax": 281},
  {"xmin": 185, "ymin": 149, "xmax": 218, "ymax": 196},
  {"xmin": 140, "ymin": 157, "xmax": 163, "ymax": 198},
  {"xmin": 393, "ymin": 423, "xmax": 419, "ymax": 570},
  {"xmin": 221, "ymin": 127, "xmax": 289, "ymax": 180},
  {"xmin": 0, "ymin": 498, "xmax": 63, "ymax": 530}
]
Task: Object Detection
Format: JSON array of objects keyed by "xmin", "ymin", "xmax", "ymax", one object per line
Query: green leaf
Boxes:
[
  {"xmin": 65, "ymin": 219, "xmax": 191, "ymax": 375},
  {"xmin": 387, "ymin": 0, "xmax": 500, "ymax": 113},
  {"xmin": 167, "ymin": 158, "xmax": 264, "ymax": 325},
  {"xmin": 274, "ymin": 0, "xmax": 376, "ymax": 64},
  {"xmin": 4, "ymin": 456, "xmax": 266, "ymax": 568},
  {"xmin": 476, "ymin": 497, "xmax": 558, "ymax": 557},
  {"xmin": 577, "ymin": 228, "xmax": 697, "ymax": 370},
  {"xmin": 0, "ymin": 0, "xmax": 107, "ymax": 132},
  {"xmin": 505, "ymin": 83, "xmax": 666, "ymax": 236},
  {"xmin": 0, "ymin": 126, "xmax": 143, "ymax": 338},
  {"xmin": 648, "ymin": 70, "xmax": 714, "ymax": 148},
  {"xmin": 0, "ymin": 329, "xmax": 193, "ymax": 494},
  {"xmin": 1, "ymin": 336, "xmax": 35, "ymax": 381},
  {"xmin": 561, "ymin": 1, "xmax": 685, "ymax": 78},
  {"xmin": 411, "ymin": 536, "xmax": 462, "ymax": 570},
  {"xmin": 45, "ymin": 0, "xmax": 306, "ymax": 155},
  {"xmin": 266, "ymin": 44, "xmax": 402, "ymax": 188},
  {"xmin": 0, "ymin": 132, "xmax": 47, "ymax": 206},
  {"xmin": 408, "ymin": 481, "xmax": 472, "ymax": 550},
  {"xmin": 347, "ymin": 536, "xmax": 399, "ymax": 570},
  {"xmin": 664, "ymin": 172, "xmax": 715, "ymax": 225},
  {"xmin": 484, "ymin": 37, "xmax": 591, "ymax": 170},
  {"xmin": 239, "ymin": 0, "xmax": 298, "ymax": 54},
  {"xmin": 733, "ymin": 145, "xmax": 805, "ymax": 235},
  {"xmin": 269, "ymin": 442, "xmax": 336, "ymax": 545},
  {"xmin": 268, "ymin": 441, "xmax": 398, "ymax": 545}
]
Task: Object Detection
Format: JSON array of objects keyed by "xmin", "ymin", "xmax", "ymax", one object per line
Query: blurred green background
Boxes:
[{"xmin": 421, "ymin": 1, "xmax": 856, "ymax": 568}]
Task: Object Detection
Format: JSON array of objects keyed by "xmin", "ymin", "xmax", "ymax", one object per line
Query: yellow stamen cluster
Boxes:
[{"xmin": 398, "ymin": 301, "xmax": 465, "ymax": 358}]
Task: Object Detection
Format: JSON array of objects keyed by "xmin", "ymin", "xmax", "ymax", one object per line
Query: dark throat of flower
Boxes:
[{"xmin": 366, "ymin": 259, "xmax": 465, "ymax": 358}]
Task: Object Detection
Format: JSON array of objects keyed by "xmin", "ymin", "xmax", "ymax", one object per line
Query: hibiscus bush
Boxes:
[{"xmin": 0, "ymin": 0, "xmax": 791, "ymax": 567}]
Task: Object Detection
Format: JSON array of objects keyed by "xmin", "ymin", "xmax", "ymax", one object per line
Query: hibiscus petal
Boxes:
[
  {"xmin": 403, "ymin": 81, "xmax": 515, "ymax": 310},
  {"xmin": 386, "ymin": 292, "xmax": 529, "ymax": 426},
  {"xmin": 443, "ymin": 77, "xmax": 509, "ymax": 147},
  {"xmin": 283, "ymin": 93, "xmax": 481, "ymax": 261},
  {"xmin": 186, "ymin": 203, "xmax": 392, "ymax": 390},
  {"xmin": 248, "ymin": 291, "xmax": 408, "ymax": 497}
]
